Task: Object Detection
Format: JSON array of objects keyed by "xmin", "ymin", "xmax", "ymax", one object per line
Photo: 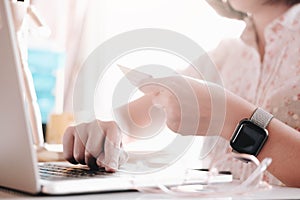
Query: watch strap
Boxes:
[{"xmin": 250, "ymin": 108, "xmax": 273, "ymax": 129}]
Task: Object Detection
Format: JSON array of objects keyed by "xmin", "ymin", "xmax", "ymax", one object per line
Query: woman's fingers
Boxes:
[
  {"xmin": 62, "ymin": 126, "xmax": 78, "ymax": 164},
  {"xmin": 119, "ymin": 148, "xmax": 129, "ymax": 166},
  {"xmin": 96, "ymin": 121, "xmax": 125, "ymax": 172},
  {"xmin": 73, "ymin": 131, "xmax": 86, "ymax": 165},
  {"xmin": 63, "ymin": 120, "xmax": 128, "ymax": 171},
  {"xmin": 85, "ymin": 120, "xmax": 105, "ymax": 169},
  {"xmin": 139, "ymin": 83, "xmax": 162, "ymax": 95}
]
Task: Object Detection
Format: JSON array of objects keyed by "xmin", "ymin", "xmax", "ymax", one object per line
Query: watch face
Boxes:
[{"xmin": 230, "ymin": 120, "xmax": 268, "ymax": 156}]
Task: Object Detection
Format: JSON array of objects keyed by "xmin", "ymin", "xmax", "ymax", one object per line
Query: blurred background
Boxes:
[{"xmin": 26, "ymin": 0, "xmax": 245, "ymax": 145}]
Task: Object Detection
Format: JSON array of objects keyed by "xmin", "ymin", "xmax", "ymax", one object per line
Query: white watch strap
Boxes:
[{"xmin": 250, "ymin": 108, "xmax": 273, "ymax": 129}]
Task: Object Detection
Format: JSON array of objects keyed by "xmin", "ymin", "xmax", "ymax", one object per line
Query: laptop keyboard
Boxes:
[{"xmin": 39, "ymin": 163, "xmax": 116, "ymax": 180}]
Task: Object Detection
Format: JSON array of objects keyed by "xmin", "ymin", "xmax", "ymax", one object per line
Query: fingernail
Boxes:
[
  {"xmin": 109, "ymin": 161, "xmax": 118, "ymax": 170},
  {"xmin": 105, "ymin": 166, "xmax": 116, "ymax": 173}
]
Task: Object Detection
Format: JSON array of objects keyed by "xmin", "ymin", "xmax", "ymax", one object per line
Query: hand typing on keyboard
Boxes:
[{"xmin": 63, "ymin": 120, "xmax": 128, "ymax": 172}]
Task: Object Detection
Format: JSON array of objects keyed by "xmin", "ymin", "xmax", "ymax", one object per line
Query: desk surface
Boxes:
[{"xmin": 1, "ymin": 186, "xmax": 300, "ymax": 200}]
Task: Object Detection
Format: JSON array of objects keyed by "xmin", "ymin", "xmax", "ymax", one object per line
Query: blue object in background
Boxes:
[{"xmin": 28, "ymin": 48, "xmax": 65, "ymax": 124}]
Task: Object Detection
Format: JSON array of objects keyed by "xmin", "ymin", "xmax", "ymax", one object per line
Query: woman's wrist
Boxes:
[{"xmin": 221, "ymin": 91, "xmax": 256, "ymax": 140}]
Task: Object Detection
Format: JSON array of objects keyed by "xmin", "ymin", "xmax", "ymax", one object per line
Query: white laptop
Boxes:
[{"xmin": 0, "ymin": 1, "xmax": 231, "ymax": 195}]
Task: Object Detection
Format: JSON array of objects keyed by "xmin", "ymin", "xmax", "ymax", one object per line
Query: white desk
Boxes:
[
  {"xmin": 2, "ymin": 140, "xmax": 300, "ymax": 199},
  {"xmin": 1, "ymin": 186, "xmax": 300, "ymax": 200}
]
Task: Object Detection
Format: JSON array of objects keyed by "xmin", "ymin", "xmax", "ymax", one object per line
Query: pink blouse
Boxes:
[
  {"xmin": 187, "ymin": 4, "xmax": 300, "ymax": 185},
  {"xmin": 211, "ymin": 4, "xmax": 300, "ymax": 131}
]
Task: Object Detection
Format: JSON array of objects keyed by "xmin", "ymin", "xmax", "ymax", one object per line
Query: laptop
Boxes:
[{"xmin": 0, "ymin": 1, "xmax": 232, "ymax": 195}]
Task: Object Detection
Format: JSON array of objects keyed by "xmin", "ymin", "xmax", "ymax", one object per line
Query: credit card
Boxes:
[{"xmin": 117, "ymin": 64, "xmax": 153, "ymax": 86}]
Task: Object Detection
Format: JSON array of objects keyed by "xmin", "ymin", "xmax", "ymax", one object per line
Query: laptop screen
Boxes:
[{"xmin": 0, "ymin": 1, "xmax": 40, "ymax": 194}]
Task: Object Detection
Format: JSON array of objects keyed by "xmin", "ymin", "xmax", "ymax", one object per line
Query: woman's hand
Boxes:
[
  {"xmin": 137, "ymin": 75, "xmax": 254, "ymax": 139},
  {"xmin": 62, "ymin": 120, "xmax": 128, "ymax": 172},
  {"xmin": 137, "ymin": 75, "xmax": 227, "ymax": 137}
]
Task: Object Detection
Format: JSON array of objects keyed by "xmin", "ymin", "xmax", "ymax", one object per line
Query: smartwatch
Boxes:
[{"xmin": 230, "ymin": 108, "xmax": 273, "ymax": 156}]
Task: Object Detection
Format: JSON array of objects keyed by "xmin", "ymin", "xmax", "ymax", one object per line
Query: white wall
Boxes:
[
  {"xmin": 80, "ymin": 0, "xmax": 244, "ymax": 59},
  {"xmin": 76, "ymin": 0, "xmax": 245, "ymax": 118}
]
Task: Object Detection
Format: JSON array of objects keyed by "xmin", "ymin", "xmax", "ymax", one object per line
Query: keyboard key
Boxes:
[{"xmin": 38, "ymin": 163, "xmax": 113, "ymax": 180}]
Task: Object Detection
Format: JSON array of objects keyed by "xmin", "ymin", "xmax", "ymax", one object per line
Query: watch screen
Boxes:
[{"xmin": 231, "ymin": 120, "xmax": 268, "ymax": 155}]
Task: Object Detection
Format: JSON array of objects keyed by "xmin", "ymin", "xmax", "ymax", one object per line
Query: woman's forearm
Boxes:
[
  {"xmin": 223, "ymin": 91, "xmax": 300, "ymax": 187},
  {"xmin": 117, "ymin": 78, "xmax": 300, "ymax": 187},
  {"xmin": 257, "ymin": 118, "xmax": 300, "ymax": 187}
]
